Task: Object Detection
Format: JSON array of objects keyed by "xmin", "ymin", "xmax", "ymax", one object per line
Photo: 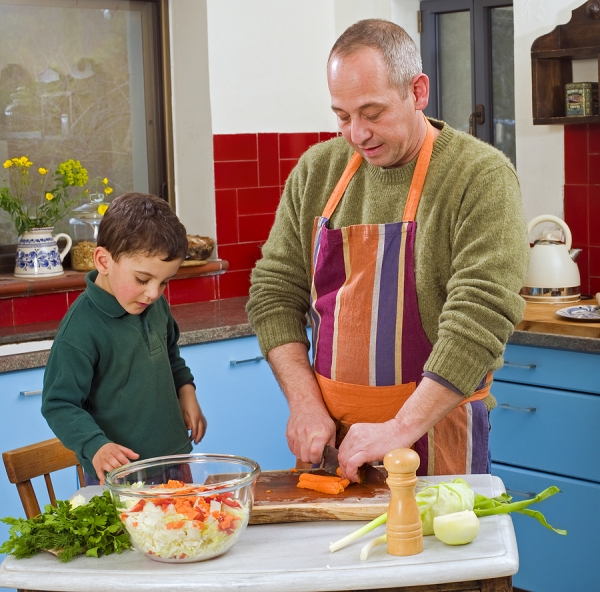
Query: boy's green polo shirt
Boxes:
[{"xmin": 42, "ymin": 270, "xmax": 193, "ymax": 477}]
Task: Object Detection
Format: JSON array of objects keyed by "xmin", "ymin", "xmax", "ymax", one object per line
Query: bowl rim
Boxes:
[{"xmin": 104, "ymin": 453, "xmax": 261, "ymax": 496}]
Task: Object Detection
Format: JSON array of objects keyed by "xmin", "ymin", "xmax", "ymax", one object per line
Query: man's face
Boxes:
[
  {"xmin": 327, "ymin": 47, "xmax": 427, "ymax": 168},
  {"xmin": 95, "ymin": 251, "xmax": 182, "ymax": 315}
]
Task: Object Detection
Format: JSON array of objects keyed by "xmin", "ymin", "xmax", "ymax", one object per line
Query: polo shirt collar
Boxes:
[{"xmin": 85, "ymin": 270, "xmax": 128, "ymax": 318}]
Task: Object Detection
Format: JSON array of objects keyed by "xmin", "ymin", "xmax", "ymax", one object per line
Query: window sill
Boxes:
[{"xmin": 0, "ymin": 260, "xmax": 229, "ymax": 300}]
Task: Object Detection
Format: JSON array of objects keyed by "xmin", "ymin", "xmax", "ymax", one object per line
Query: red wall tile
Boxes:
[
  {"xmin": 239, "ymin": 213, "xmax": 276, "ymax": 243},
  {"xmin": 589, "ymin": 154, "xmax": 600, "ymax": 185},
  {"xmin": 215, "ymin": 189, "xmax": 239, "ymax": 245},
  {"xmin": 169, "ymin": 276, "xmax": 217, "ymax": 306},
  {"xmin": 590, "ymin": 246, "xmax": 600, "ymax": 276},
  {"xmin": 279, "ymin": 133, "xmax": 319, "ymax": 159},
  {"xmin": 0, "ymin": 299, "xmax": 13, "ymax": 327},
  {"xmin": 238, "ymin": 186, "xmax": 281, "ymax": 216},
  {"xmin": 564, "ymin": 184, "xmax": 588, "ymax": 246},
  {"xmin": 588, "ymin": 124, "xmax": 600, "ymax": 154},
  {"xmin": 564, "ymin": 125, "xmax": 588, "ymax": 184},
  {"xmin": 320, "ymin": 132, "xmax": 339, "ymax": 142},
  {"xmin": 214, "ymin": 161, "xmax": 259, "ymax": 190},
  {"xmin": 258, "ymin": 134, "xmax": 280, "ymax": 187},
  {"xmin": 219, "ymin": 269, "xmax": 252, "ymax": 299},
  {"xmin": 214, "ymin": 134, "xmax": 257, "ymax": 161},
  {"xmin": 217, "ymin": 242, "xmax": 262, "ymax": 271},
  {"xmin": 13, "ymin": 293, "xmax": 68, "ymax": 325},
  {"xmin": 279, "ymin": 159, "xmax": 298, "ymax": 185},
  {"xmin": 589, "ymin": 185, "xmax": 600, "ymax": 247}
]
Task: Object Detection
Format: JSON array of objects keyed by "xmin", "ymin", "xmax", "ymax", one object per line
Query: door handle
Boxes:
[
  {"xmin": 497, "ymin": 403, "xmax": 536, "ymax": 413},
  {"xmin": 20, "ymin": 390, "xmax": 42, "ymax": 396},
  {"xmin": 503, "ymin": 362, "xmax": 536, "ymax": 370},
  {"xmin": 506, "ymin": 488, "xmax": 536, "ymax": 499},
  {"xmin": 230, "ymin": 356, "xmax": 264, "ymax": 366},
  {"xmin": 469, "ymin": 104, "xmax": 485, "ymax": 135}
]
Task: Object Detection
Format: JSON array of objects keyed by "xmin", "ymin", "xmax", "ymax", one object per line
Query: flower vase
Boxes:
[{"xmin": 14, "ymin": 227, "xmax": 73, "ymax": 277}]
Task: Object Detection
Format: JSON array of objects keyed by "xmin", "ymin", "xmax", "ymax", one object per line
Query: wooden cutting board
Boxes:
[{"xmin": 248, "ymin": 470, "xmax": 390, "ymax": 525}]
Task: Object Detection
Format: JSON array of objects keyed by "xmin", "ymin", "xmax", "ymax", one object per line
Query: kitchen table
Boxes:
[{"xmin": 0, "ymin": 474, "xmax": 518, "ymax": 592}]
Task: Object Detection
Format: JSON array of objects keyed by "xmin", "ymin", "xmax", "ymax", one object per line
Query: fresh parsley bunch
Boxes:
[{"xmin": 0, "ymin": 490, "xmax": 131, "ymax": 563}]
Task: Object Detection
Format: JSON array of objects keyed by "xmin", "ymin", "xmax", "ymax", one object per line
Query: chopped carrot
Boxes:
[
  {"xmin": 165, "ymin": 520, "xmax": 185, "ymax": 530},
  {"xmin": 336, "ymin": 467, "xmax": 342, "ymax": 478},
  {"xmin": 290, "ymin": 468, "xmax": 299, "ymax": 472},
  {"xmin": 298, "ymin": 473, "xmax": 345, "ymax": 483},
  {"xmin": 297, "ymin": 480, "xmax": 345, "ymax": 494}
]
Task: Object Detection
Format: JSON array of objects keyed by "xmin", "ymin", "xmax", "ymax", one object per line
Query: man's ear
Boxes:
[
  {"xmin": 94, "ymin": 246, "xmax": 112, "ymax": 276},
  {"xmin": 411, "ymin": 73, "xmax": 430, "ymax": 111}
]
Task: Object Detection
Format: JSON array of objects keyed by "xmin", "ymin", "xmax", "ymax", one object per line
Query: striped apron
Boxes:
[{"xmin": 310, "ymin": 120, "xmax": 491, "ymax": 476}]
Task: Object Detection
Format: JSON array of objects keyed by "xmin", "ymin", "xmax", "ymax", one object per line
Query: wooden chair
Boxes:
[
  {"xmin": 2, "ymin": 438, "xmax": 84, "ymax": 592},
  {"xmin": 2, "ymin": 437, "xmax": 84, "ymax": 519}
]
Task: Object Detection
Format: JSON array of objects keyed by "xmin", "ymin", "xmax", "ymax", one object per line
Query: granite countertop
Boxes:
[{"xmin": 1, "ymin": 298, "xmax": 599, "ymax": 374}]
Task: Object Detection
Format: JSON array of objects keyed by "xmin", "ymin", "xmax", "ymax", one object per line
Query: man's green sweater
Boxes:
[
  {"xmin": 42, "ymin": 271, "xmax": 193, "ymax": 476},
  {"xmin": 247, "ymin": 119, "xmax": 530, "ymax": 398}
]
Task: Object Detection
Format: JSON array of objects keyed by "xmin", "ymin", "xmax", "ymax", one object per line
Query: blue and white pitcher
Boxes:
[{"xmin": 14, "ymin": 227, "xmax": 72, "ymax": 277}]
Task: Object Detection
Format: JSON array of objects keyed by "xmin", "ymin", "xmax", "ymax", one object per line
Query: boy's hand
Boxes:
[
  {"xmin": 92, "ymin": 443, "xmax": 139, "ymax": 485},
  {"xmin": 179, "ymin": 384, "xmax": 207, "ymax": 445}
]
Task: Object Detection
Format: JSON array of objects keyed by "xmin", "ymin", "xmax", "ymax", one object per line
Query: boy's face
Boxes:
[{"xmin": 93, "ymin": 249, "xmax": 182, "ymax": 315}]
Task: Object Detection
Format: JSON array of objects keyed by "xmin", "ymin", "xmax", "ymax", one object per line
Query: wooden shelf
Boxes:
[
  {"xmin": 534, "ymin": 115, "xmax": 600, "ymax": 125},
  {"xmin": 531, "ymin": 1, "xmax": 600, "ymax": 124}
]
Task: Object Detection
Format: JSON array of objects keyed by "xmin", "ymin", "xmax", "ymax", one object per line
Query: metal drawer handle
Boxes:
[
  {"xmin": 506, "ymin": 488, "xmax": 536, "ymax": 499},
  {"xmin": 497, "ymin": 403, "xmax": 536, "ymax": 413},
  {"xmin": 20, "ymin": 390, "xmax": 42, "ymax": 396},
  {"xmin": 230, "ymin": 356, "xmax": 264, "ymax": 366},
  {"xmin": 503, "ymin": 362, "xmax": 536, "ymax": 369}
]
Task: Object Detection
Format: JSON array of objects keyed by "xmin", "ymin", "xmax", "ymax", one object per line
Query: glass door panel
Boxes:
[
  {"xmin": 438, "ymin": 11, "xmax": 472, "ymax": 134},
  {"xmin": 490, "ymin": 6, "xmax": 516, "ymax": 165}
]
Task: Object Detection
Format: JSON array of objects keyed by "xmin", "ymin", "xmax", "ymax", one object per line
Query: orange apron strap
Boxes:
[
  {"xmin": 458, "ymin": 371, "xmax": 494, "ymax": 406},
  {"xmin": 322, "ymin": 152, "xmax": 363, "ymax": 219},
  {"xmin": 402, "ymin": 117, "xmax": 435, "ymax": 222}
]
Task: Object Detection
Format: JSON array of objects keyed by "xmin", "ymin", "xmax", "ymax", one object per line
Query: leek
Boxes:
[{"xmin": 329, "ymin": 479, "xmax": 566, "ymax": 554}]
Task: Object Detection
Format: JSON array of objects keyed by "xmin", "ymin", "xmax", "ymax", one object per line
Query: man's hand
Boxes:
[
  {"xmin": 92, "ymin": 443, "xmax": 139, "ymax": 485},
  {"xmin": 268, "ymin": 342, "xmax": 336, "ymax": 465},
  {"xmin": 179, "ymin": 383, "xmax": 207, "ymax": 445},
  {"xmin": 338, "ymin": 377, "xmax": 464, "ymax": 481}
]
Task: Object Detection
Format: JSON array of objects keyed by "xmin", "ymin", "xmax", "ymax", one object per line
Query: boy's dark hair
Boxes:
[{"xmin": 97, "ymin": 192, "xmax": 188, "ymax": 262}]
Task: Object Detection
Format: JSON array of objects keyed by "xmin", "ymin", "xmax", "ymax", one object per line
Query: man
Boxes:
[{"xmin": 247, "ymin": 19, "xmax": 529, "ymax": 481}]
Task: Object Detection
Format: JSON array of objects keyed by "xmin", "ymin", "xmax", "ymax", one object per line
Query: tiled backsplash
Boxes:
[
  {"xmin": 214, "ymin": 132, "xmax": 337, "ymax": 299},
  {"xmin": 564, "ymin": 123, "xmax": 600, "ymax": 295}
]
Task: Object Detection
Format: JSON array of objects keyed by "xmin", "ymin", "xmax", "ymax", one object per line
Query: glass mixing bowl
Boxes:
[{"xmin": 105, "ymin": 453, "xmax": 260, "ymax": 563}]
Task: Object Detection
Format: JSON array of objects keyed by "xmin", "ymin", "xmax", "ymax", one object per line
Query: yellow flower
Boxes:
[
  {"xmin": 102, "ymin": 177, "xmax": 109, "ymax": 185},
  {"xmin": 38, "ymin": 167, "xmax": 48, "ymax": 175},
  {"xmin": 105, "ymin": 187, "xmax": 113, "ymax": 195},
  {"xmin": 97, "ymin": 203, "xmax": 109, "ymax": 215},
  {"xmin": 3, "ymin": 160, "xmax": 12, "ymax": 168},
  {"xmin": 45, "ymin": 192, "xmax": 55, "ymax": 201}
]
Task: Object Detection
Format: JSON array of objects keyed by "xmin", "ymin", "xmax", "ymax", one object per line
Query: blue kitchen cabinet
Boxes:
[
  {"xmin": 0, "ymin": 366, "xmax": 77, "ymax": 577},
  {"xmin": 490, "ymin": 343, "xmax": 600, "ymax": 592},
  {"xmin": 181, "ymin": 335, "xmax": 296, "ymax": 471}
]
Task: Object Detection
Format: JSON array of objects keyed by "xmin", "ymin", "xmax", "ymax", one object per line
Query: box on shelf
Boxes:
[{"xmin": 565, "ymin": 82, "xmax": 599, "ymax": 116}]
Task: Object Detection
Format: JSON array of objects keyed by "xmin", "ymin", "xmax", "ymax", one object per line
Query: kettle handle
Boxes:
[{"xmin": 527, "ymin": 215, "xmax": 572, "ymax": 250}]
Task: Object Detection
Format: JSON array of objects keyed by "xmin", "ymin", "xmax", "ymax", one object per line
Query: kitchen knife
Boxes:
[{"xmin": 320, "ymin": 444, "xmax": 387, "ymax": 484}]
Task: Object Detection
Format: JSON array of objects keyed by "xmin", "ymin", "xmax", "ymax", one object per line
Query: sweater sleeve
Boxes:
[
  {"xmin": 423, "ymin": 164, "xmax": 530, "ymax": 396},
  {"xmin": 41, "ymin": 339, "xmax": 110, "ymax": 470},
  {"xmin": 247, "ymin": 161, "xmax": 313, "ymax": 358},
  {"xmin": 165, "ymin": 304, "xmax": 194, "ymax": 392}
]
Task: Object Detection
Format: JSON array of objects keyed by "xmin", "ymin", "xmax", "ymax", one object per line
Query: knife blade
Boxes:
[{"xmin": 320, "ymin": 444, "xmax": 387, "ymax": 484}]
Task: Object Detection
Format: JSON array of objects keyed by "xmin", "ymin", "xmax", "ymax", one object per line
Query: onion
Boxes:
[{"xmin": 433, "ymin": 510, "xmax": 479, "ymax": 545}]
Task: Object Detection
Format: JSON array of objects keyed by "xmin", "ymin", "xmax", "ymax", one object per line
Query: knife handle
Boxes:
[{"xmin": 384, "ymin": 448, "xmax": 423, "ymax": 557}]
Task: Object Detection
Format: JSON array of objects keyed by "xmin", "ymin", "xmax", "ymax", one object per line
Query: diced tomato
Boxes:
[{"xmin": 130, "ymin": 499, "xmax": 147, "ymax": 513}]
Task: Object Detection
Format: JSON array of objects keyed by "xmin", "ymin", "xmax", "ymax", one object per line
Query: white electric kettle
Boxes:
[{"xmin": 520, "ymin": 215, "xmax": 581, "ymax": 304}]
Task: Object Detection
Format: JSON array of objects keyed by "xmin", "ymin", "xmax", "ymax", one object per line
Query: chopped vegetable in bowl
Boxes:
[{"xmin": 106, "ymin": 454, "xmax": 260, "ymax": 563}]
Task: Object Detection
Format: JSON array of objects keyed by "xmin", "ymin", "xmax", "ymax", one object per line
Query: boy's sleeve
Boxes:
[
  {"xmin": 165, "ymin": 308, "xmax": 194, "ymax": 391},
  {"xmin": 41, "ymin": 339, "xmax": 111, "ymax": 469}
]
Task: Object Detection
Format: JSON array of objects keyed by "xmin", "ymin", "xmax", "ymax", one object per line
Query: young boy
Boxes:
[{"xmin": 42, "ymin": 192, "xmax": 206, "ymax": 485}]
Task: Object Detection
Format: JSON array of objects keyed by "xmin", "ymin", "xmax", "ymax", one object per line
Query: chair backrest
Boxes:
[{"xmin": 2, "ymin": 438, "xmax": 84, "ymax": 518}]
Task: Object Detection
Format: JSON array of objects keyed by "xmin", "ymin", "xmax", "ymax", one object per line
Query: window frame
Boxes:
[{"xmin": 420, "ymin": 0, "xmax": 514, "ymax": 146}]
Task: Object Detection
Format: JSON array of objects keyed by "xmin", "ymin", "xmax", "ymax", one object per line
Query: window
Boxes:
[
  {"xmin": 420, "ymin": 0, "xmax": 515, "ymax": 165},
  {"xmin": 0, "ymin": 0, "xmax": 171, "ymax": 244}
]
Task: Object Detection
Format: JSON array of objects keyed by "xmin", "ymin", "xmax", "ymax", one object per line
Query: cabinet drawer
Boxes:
[
  {"xmin": 492, "ymin": 463, "xmax": 600, "ymax": 592},
  {"xmin": 490, "ymin": 381, "xmax": 600, "ymax": 481},
  {"xmin": 496, "ymin": 344, "xmax": 600, "ymax": 394}
]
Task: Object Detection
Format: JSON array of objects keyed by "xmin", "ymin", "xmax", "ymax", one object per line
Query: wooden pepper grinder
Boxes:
[{"xmin": 383, "ymin": 448, "xmax": 423, "ymax": 556}]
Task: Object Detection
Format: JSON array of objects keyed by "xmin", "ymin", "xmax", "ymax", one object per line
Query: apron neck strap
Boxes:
[
  {"xmin": 321, "ymin": 116, "xmax": 435, "ymax": 222},
  {"xmin": 403, "ymin": 116, "xmax": 434, "ymax": 222}
]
